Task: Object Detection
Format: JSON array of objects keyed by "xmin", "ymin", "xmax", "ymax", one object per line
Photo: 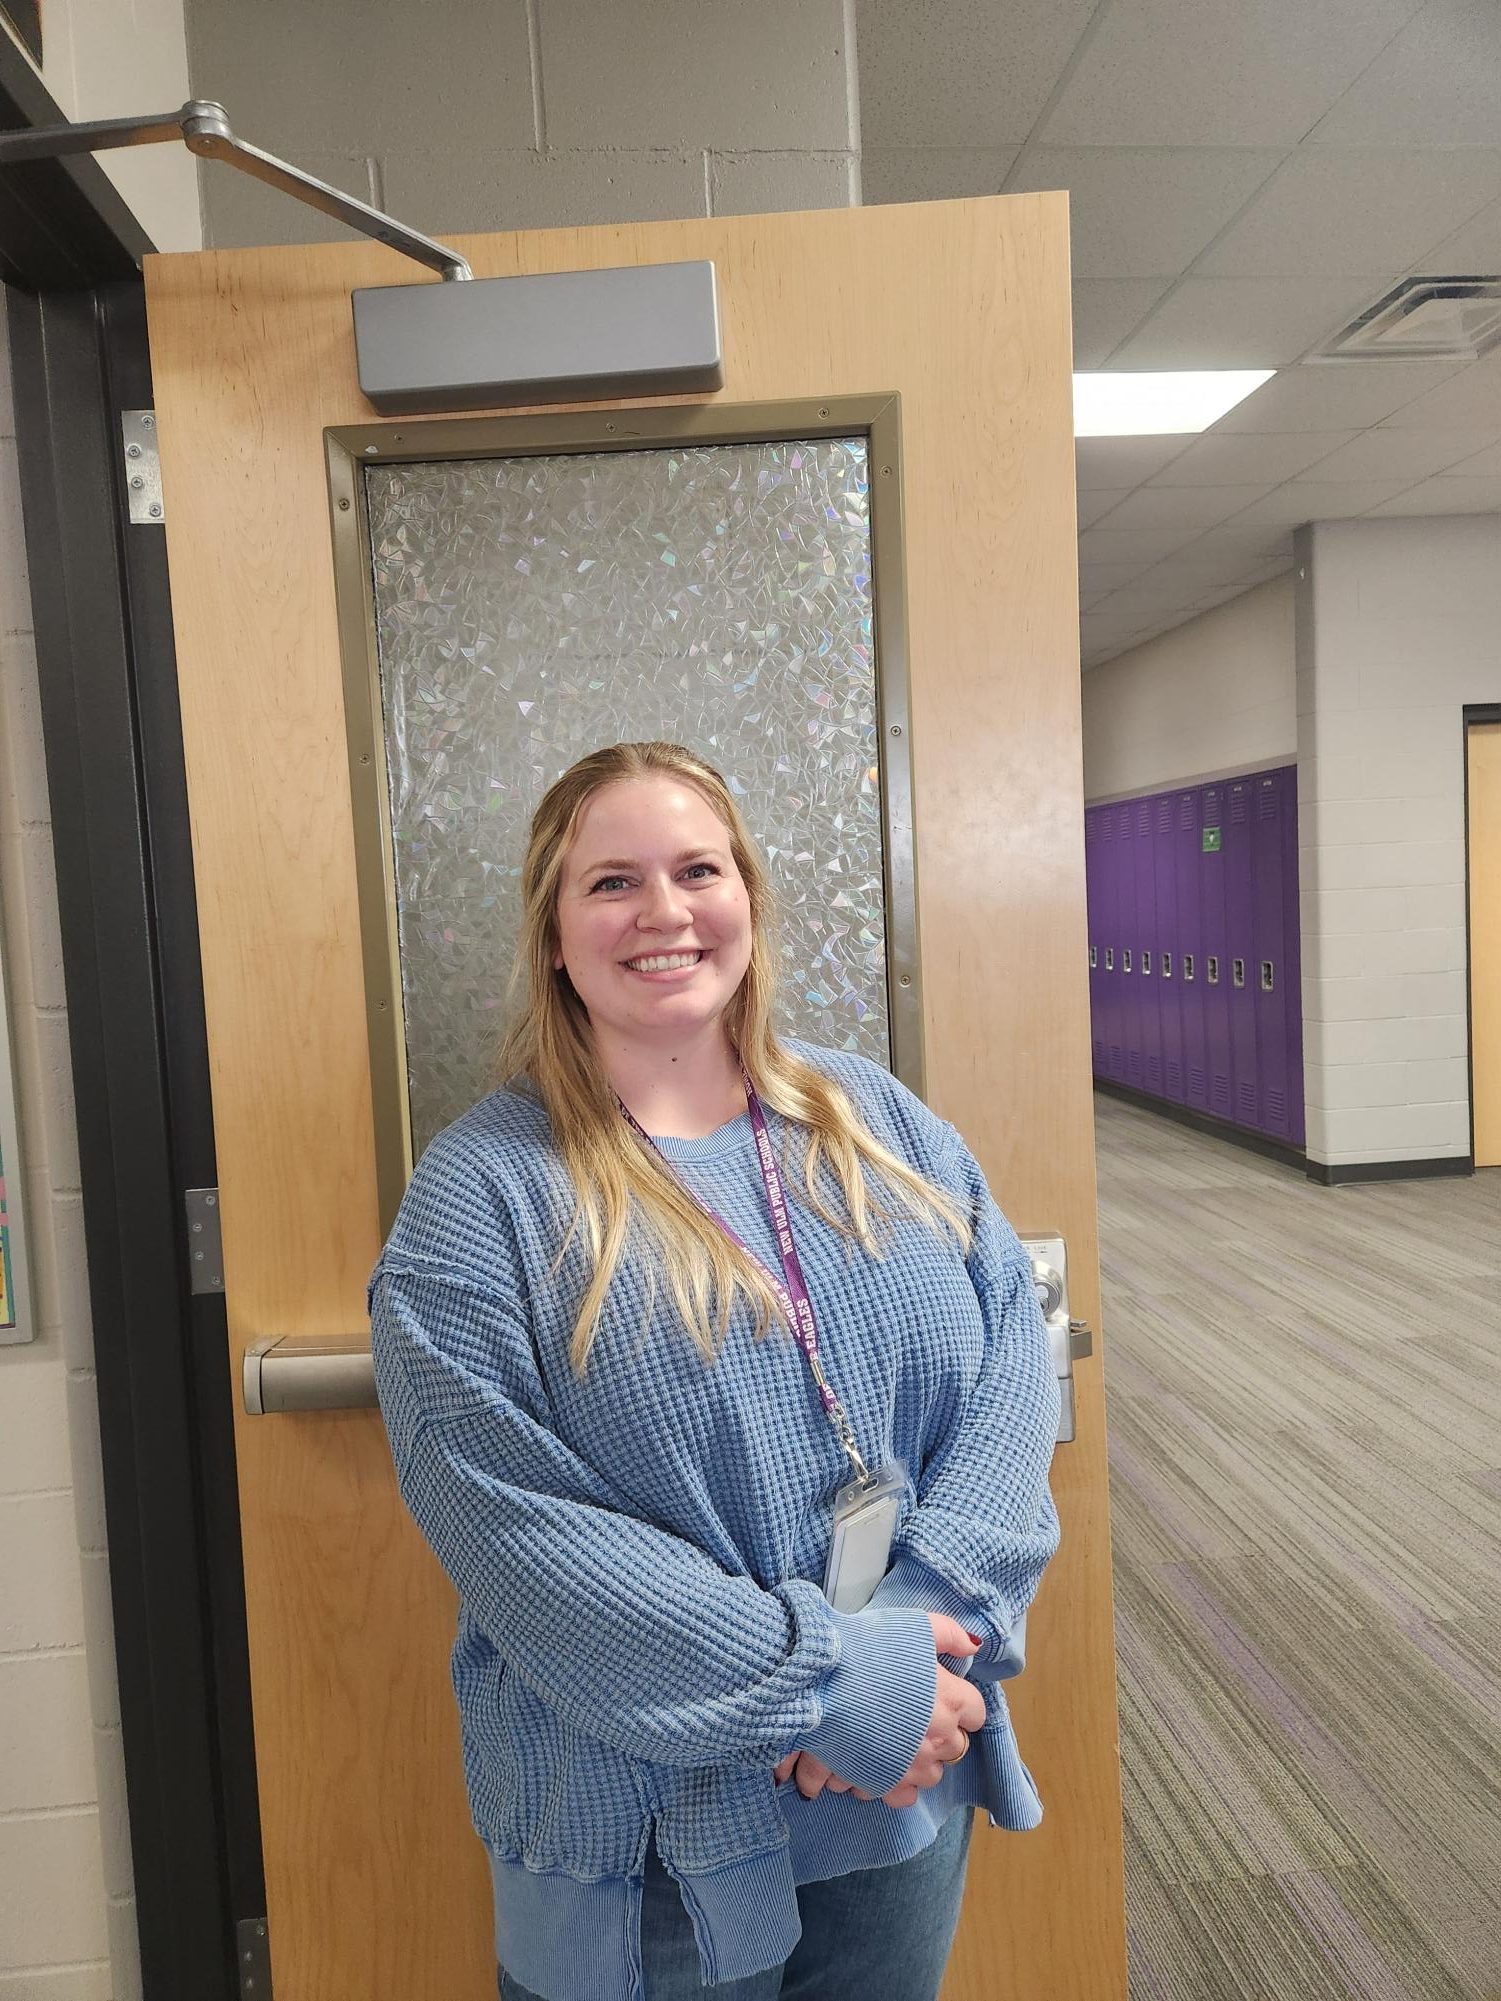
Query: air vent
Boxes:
[{"xmin": 1320, "ymin": 277, "xmax": 1501, "ymax": 362}]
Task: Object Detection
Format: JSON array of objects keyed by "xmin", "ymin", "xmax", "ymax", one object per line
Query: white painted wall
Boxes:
[
  {"xmin": 0, "ymin": 304, "xmax": 141, "ymax": 1999},
  {"xmin": 1298, "ymin": 515, "xmax": 1501, "ymax": 1169},
  {"xmin": 1081, "ymin": 575, "xmax": 1296, "ymax": 803},
  {"xmin": 185, "ymin": 0, "xmax": 859, "ymax": 248},
  {"xmin": 3, "ymin": 0, "xmax": 202, "ymax": 251}
]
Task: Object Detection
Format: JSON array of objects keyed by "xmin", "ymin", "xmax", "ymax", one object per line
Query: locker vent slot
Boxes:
[
  {"xmin": 1238, "ymin": 1081, "xmax": 1257, "ymax": 1120},
  {"xmin": 1147, "ymin": 1057, "xmax": 1163, "ymax": 1090},
  {"xmin": 1230, "ymin": 788, "xmax": 1249, "ymax": 823},
  {"xmin": 1189, "ymin": 1066, "xmax": 1206, "ymax": 1098},
  {"xmin": 1266, "ymin": 1088, "xmax": 1286, "ymax": 1124},
  {"xmin": 1259, "ymin": 789, "xmax": 1279, "ymax": 819},
  {"xmin": 1166, "ymin": 1060, "xmax": 1183, "ymax": 1094},
  {"xmin": 1157, "ymin": 799, "xmax": 1173, "ymax": 831},
  {"xmin": 1179, "ymin": 796, "xmax": 1195, "ymax": 828},
  {"xmin": 1212, "ymin": 1075, "xmax": 1230, "ymax": 1113},
  {"xmin": 1109, "ymin": 1043, "xmax": 1121, "ymax": 1070},
  {"xmin": 1127, "ymin": 1051, "xmax": 1143, "ymax": 1084}
]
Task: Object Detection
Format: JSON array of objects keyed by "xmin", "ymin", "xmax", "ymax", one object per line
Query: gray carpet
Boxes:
[{"xmin": 1096, "ymin": 1093, "xmax": 1501, "ymax": 2001}]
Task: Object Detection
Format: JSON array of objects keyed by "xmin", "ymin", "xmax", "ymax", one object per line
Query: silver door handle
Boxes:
[
  {"xmin": 243, "ymin": 1337, "xmax": 376, "ymax": 1414},
  {"xmin": 1020, "ymin": 1235, "xmax": 1088, "ymax": 1446}
]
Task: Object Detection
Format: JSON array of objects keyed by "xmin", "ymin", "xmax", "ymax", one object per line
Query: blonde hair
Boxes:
[{"xmin": 494, "ymin": 741, "xmax": 970, "ymax": 1375}]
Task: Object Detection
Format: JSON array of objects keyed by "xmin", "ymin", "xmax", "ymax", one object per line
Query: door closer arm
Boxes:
[{"xmin": 0, "ymin": 98, "xmax": 473, "ymax": 282}]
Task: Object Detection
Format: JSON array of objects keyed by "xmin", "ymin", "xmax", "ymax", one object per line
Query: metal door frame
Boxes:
[{"xmin": 0, "ymin": 43, "xmax": 260, "ymax": 1999}]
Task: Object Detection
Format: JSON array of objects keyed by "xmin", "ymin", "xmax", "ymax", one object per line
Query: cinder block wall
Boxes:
[
  {"xmin": 186, "ymin": 0, "xmax": 862, "ymax": 247},
  {"xmin": 1298, "ymin": 514, "xmax": 1501, "ymax": 1169},
  {"xmin": 0, "ymin": 301, "xmax": 142, "ymax": 2000}
]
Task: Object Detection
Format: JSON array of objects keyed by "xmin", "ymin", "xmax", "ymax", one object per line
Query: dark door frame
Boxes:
[{"xmin": 1, "ymin": 45, "xmax": 260, "ymax": 1999}]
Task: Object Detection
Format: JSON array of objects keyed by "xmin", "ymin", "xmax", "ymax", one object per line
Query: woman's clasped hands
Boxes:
[{"xmin": 772, "ymin": 1613, "xmax": 987, "ymax": 1807}]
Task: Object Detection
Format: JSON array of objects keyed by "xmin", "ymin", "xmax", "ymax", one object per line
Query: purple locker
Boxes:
[
  {"xmin": 1090, "ymin": 807, "xmax": 1108, "ymax": 1077},
  {"xmin": 1251, "ymin": 769, "xmax": 1292, "ymax": 1139},
  {"xmin": 1283, "ymin": 777, "xmax": 1306, "ymax": 1146},
  {"xmin": 1103, "ymin": 805, "xmax": 1122, "ymax": 1082},
  {"xmin": 1133, "ymin": 795, "xmax": 1159, "ymax": 1092},
  {"xmin": 1225, "ymin": 778, "xmax": 1258, "ymax": 1130},
  {"xmin": 1156, "ymin": 790, "xmax": 1185, "ymax": 1102},
  {"xmin": 1200, "ymin": 783, "xmax": 1232, "ymax": 1121},
  {"xmin": 1086, "ymin": 808, "xmax": 1104, "ymax": 1075},
  {"xmin": 1178, "ymin": 788, "xmax": 1208, "ymax": 1110},
  {"xmin": 1120, "ymin": 800, "xmax": 1141, "ymax": 1087}
]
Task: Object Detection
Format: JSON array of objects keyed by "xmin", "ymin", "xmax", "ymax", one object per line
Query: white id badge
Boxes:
[{"xmin": 822, "ymin": 1460, "xmax": 907, "ymax": 1613}]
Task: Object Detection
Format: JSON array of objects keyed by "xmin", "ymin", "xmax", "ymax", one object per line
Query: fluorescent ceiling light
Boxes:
[{"xmin": 1073, "ymin": 370, "xmax": 1274, "ymax": 437}]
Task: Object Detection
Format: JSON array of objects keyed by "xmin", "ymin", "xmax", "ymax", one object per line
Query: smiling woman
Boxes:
[{"xmin": 367, "ymin": 738, "xmax": 1061, "ymax": 2001}]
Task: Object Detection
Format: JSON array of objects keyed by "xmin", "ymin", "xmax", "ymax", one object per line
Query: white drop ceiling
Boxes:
[{"xmin": 858, "ymin": 0, "xmax": 1501, "ymax": 668}]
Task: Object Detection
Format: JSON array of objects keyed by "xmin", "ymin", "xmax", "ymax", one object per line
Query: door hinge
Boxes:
[
  {"xmin": 237, "ymin": 1915, "xmax": 271, "ymax": 1999},
  {"xmin": 184, "ymin": 1187, "xmax": 224, "ymax": 1295},
  {"xmin": 121, "ymin": 409, "xmax": 163, "ymax": 523}
]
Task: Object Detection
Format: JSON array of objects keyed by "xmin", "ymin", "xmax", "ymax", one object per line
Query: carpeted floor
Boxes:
[{"xmin": 1095, "ymin": 1092, "xmax": 1501, "ymax": 2001}]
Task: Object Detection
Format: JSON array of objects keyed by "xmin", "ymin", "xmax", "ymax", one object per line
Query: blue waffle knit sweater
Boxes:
[{"xmin": 369, "ymin": 1043, "xmax": 1061, "ymax": 2001}]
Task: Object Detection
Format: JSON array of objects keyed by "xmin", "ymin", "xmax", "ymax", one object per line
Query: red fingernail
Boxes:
[{"xmin": 966, "ymin": 1633, "xmax": 984, "ymax": 1645}]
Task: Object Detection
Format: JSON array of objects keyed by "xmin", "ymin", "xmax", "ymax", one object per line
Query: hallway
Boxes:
[{"xmin": 1096, "ymin": 1094, "xmax": 1501, "ymax": 2000}]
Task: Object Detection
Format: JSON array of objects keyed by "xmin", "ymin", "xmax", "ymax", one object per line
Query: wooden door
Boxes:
[
  {"xmin": 144, "ymin": 197, "xmax": 1125, "ymax": 2001},
  {"xmin": 1470, "ymin": 721, "xmax": 1501, "ymax": 1168}
]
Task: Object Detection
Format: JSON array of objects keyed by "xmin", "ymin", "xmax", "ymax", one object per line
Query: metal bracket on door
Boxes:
[
  {"xmin": 237, "ymin": 1915, "xmax": 272, "ymax": 2000},
  {"xmin": 121, "ymin": 410, "xmax": 163, "ymax": 523}
]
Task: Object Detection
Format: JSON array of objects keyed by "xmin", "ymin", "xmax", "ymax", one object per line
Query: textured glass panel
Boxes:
[{"xmin": 365, "ymin": 439, "xmax": 890, "ymax": 1154}]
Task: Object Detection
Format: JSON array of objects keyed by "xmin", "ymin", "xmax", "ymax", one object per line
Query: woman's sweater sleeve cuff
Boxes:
[
  {"xmin": 864, "ymin": 1550, "xmax": 1027, "ymax": 1683},
  {"xmin": 794, "ymin": 1604, "xmax": 936, "ymax": 1796}
]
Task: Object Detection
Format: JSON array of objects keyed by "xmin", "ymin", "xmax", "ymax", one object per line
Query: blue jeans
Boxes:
[{"xmin": 499, "ymin": 1806, "xmax": 974, "ymax": 2001}]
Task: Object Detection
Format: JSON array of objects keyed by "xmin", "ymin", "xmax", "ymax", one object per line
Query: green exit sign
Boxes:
[{"xmin": 1202, "ymin": 827, "xmax": 1222, "ymax": 852}]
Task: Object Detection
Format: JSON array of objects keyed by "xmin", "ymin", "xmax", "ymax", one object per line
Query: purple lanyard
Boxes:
[{"xmin": 617, "ymin": 1069, "xmax": 875, "ymax": 1488}]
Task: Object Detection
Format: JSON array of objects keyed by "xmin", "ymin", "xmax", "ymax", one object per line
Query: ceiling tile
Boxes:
[
  {"xmin": 1077, "ymin": 525, "xmax": 1205, "ymax": 562},
  {"xmin": 1421, "ymin": 195, "xmax": 1501, "ymax": 270},
  {"xmin": 1079, "ymin": 561, "xmax": 1153, "ymax": 590},
  {"xmin": 1376, "ymin": 354, "xmax": 1501, "ymax": 430},
  {"xmin": 1211, "ymin": 359, "xmax": 1468, "ymax": 432},
  {"xmin": 860, "ymin": 148, "xmax": 1020, "ymax": 205},
  {"xmin": 1300, "ymin": 428, "xmax": 1493, "ymax": 482},
  {"xmin": 1179, "ymin": 520, "xmax": 1297, "ymax": 562},
  {"xmin": 1450, "ymin": 439, "xmax": 1501, "ymax": 476},
  {"xmin": 1109, "ymin": 276, "xmax": 1391, "ymax": 366},
  {"xmin": 1216, "ymin": 478, "xmax": 1421, "ymax": 529},
  {"xmin": 1363, "ymin": 473, "xmax": 1501, "ymax": 515},
  {"xmin": 1038, "ymin": 0, "xmax": 1425, "ymax": 148},
  {"xmin": 1306, "ymin": 0, "xmax": 1501, "ymax": 148},
  {"xmin": 1011, "ymin": 147, "xmax": 1282, "ymax": 277},
  {"xmin": 1197, "ymin": 148, "xmax": 1501, "ymax": 278},
  {"xmin": 1071, "ymin": 279, "xmax": 1173, "ymax": 365},
  {"xmin": 1097, "ymin": 483, "xmax": 1271, "ymax": 530},
  {"xmin": 1075, "ymin": 435, "xmax": 1194, "ymax": 489},
  {"xmin": 1078, "ymin": 489, "xmax": 1134, "ymax": 529},
  {"xmin": 857, "ymin": 0, "xmax": 1096, "ymax": 148},
  {"xmin": 1147, "ymin": 431, "xmax": 1356, "ymax": 485}
]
